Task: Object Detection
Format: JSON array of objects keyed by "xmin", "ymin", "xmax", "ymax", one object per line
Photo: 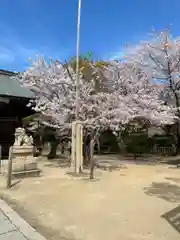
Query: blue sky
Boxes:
[{"xmin": 0, "ymin": 0, "xmax": 180, "ymax": 71}]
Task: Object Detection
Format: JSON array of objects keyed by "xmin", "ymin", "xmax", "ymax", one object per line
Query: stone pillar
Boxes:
[{"xmin": 71, "ymin": 122, "xmax": 76, "ymax": 171}]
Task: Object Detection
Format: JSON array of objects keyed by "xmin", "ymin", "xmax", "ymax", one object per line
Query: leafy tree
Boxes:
[{"xmin": 67, "ymin": 53, "xmax": 109, "ymax": 92}]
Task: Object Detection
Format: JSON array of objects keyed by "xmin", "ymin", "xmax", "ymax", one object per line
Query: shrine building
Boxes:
[{"xmin": 0, "ymin": 69, "xmax": 33, "ymax": 158}]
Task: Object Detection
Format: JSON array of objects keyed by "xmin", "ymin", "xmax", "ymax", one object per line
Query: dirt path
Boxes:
[{"xmin": 0, "ymin": 161, "xmax": 180, "ymax": 240}]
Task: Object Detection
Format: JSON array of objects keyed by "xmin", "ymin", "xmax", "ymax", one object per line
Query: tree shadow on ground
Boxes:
[
  {"xmin": 160, "ymin": 157, "xmax": 180, "ymax": 165},
  {"xmin": 96, "ymin": 154, "xmax": 159, "ymax": 164},
  {"xmin": 44, "ymin": 158, "xmax": 70, "ymax": 168},
  {"xmin": 96, "ymin": 160, "xmax": 127, "ymax": 171},
  {"xmin": 144, "ymin": 182, "xmax": 180, "ymax": 202},
  {"xmin": 82, "ymin": 178, "xmax": 100, "ymax": 182},
  {"xmin": 66, "ymin": 171, "xmax": 89, "ymax": 178},
  {"xmin": 165, "ymin": 177, "xmax": 180, "ymax": 184}
]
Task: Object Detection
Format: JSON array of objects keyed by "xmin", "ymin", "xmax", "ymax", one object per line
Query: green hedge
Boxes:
[
  {"xmin": 96, "ymin": 130, "xmax": 119, "ymax": 153},
  {"xmin": 126, "ymin": 133, "xmax": 152, "ymax": 155},
  {"xmin": 152, "ymin": 134, "xmax": 174, "ymax": 147}
]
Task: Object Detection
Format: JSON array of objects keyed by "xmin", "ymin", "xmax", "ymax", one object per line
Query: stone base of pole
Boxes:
[{"xmin": 71, "ymin": 121, "xmax": 83, "ymax": 173}]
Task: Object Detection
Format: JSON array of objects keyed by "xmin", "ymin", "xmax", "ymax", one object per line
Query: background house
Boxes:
[{"xmin": 0, "ymin": 70, "xmax": 34, "ymax": 158}]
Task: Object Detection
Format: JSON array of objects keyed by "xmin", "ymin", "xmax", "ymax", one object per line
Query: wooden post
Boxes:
[
  {"xmin": 89, "ymin": 139, "xmax": 94, "ymax": 179},
  {"xmin": 6, "ymin": 146, "xmax": 13, "ymax": 189}
]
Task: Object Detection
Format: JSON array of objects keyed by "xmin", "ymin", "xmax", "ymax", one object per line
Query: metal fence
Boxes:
[{"xmin": 153, "ymin": 145, "xmax": 175, "ymax": 156}]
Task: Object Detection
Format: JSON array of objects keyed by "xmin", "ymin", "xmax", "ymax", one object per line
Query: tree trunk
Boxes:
[
  {"xmin": 117, "ymin": 139, "xmax": 126, "ymax": 155},
  {"xmin": 89, "ymin": 139, "xmax": 95, "ymax": 179},
  {"xmin": 83, "ymin": 145, "xmax": 90, "ymax": 166},
  {"xmin": 96, "ymin": 137, "xmax": 101, "ymax": 154},
  {"xmin": 48, "ymin": 141, "xmax": 59, "ymax": 159},
  {"xmin": 61, "ymin": 141, "xmax": 65, "ymax": 154},
  {"xmin": 83, "ymin": 134, "xmax": 91, "ymax": 166}
]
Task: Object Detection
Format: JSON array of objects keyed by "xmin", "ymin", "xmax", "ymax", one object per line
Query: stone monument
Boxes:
[{"xmin": 3, "ymin": 128, "xmax": 41, "ymax": 177}]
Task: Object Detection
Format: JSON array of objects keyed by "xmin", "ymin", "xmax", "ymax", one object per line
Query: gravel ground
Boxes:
[{"xmin": 0, "ymin": 158, "xmax": 180, "ymax": 240}]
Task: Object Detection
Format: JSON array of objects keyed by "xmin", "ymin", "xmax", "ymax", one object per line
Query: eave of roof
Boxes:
[{"xmin": 0, "ymin": 69, "xmax": 34, "ymax": 99}]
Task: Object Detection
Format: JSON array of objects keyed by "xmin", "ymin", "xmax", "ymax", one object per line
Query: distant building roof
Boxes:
[{"xmin": 0, "ymin": 69, "xmax": 34, "ymax": 98}]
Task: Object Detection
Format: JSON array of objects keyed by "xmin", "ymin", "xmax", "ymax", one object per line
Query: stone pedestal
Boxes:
[
  {"xmin": 2, "ymin": 128, "xmax": 41, "ymax": 178},
  {"xmin": 11, "ymin": 146, "xmax": 37, "ymax": 172}
]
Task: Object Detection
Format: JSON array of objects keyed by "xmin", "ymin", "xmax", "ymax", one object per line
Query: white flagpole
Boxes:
[
  {"xmin": 71, "ymin": 0, "xmax": 83, "ymax": 173},
  {"xmin": 75, "ymin": 0, "xmax": 82, "ymax": 120}
]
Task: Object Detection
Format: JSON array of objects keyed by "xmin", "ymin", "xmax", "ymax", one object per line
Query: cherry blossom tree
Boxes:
[
  {"xmin": 16, "ymin": 58, "xmax": 132, "ymax": 135},
  {"xmin": 105, "ymin": 61, "xmax": 176, "ymax": 152},
  {"xmin": 14, "ymin": 56, "xmax": 176, "ymax": 177},
  {"xmin": 16, "ymin": 56, "xmax": 175, "ymax": 136},
  {"xmin": 125, "ymin": 31, "xmax": 180, "ymax": 153}
]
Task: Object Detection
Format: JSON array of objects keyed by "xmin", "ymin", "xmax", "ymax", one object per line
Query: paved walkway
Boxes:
[{"xmin": 0, "ymin": 199, "xmax": 46, "ymax": 240}]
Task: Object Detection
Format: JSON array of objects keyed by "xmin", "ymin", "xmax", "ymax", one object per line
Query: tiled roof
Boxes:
[{"xmin": 0, "ymin": 70, "xmax": 34, "ymax": 98}]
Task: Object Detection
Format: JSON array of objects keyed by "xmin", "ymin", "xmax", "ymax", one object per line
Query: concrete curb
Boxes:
[{"xmin": 0, "ymin": 199, "xmax": 47, "ymax": 240}]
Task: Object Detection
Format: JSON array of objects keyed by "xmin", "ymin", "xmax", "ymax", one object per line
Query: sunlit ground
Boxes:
[{"xmin": 0, "ymin": 156, "xmax": 180, "ymax": 240}]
